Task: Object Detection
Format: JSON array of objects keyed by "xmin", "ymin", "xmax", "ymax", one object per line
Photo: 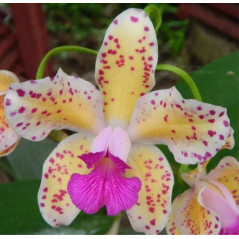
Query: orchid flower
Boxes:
[
  {"xmin": 0, "ymin": 70, "xmax": 20, "ymax": 157},
  {"xmin": 4, "ymin": 9, "xmax": 232, "ymax": 234},
  {"xmin": 167, "ymin": 155, "xmax": 239, "ymax": 235}
]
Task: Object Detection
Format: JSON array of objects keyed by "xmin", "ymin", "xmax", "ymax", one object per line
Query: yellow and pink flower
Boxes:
[{"xmin": 3, "ymin": 9, "xmax": 233, "ymax": 234}]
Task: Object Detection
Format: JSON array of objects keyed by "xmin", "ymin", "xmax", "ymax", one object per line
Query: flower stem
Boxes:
[
  {"xmin": 156, "ymin": 64, "xmax": 202, "ymax": 102},
  {"xmin": 35, "ymin": 45, "xmax": 97, "ymax": 142},
  {"xmin": 144, "ymin": 5, "xmax": 162, "ymax": 33},
  {"xmin": 36, "ymin": 45, "xmax": 97, "ymax": 80}
]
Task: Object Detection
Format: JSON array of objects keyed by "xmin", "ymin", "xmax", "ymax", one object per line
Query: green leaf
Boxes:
[
  {"xmin": 0, "ymin": 180, "xmax": 115, "ymax": 234},
  {"xmin": 7, "ymin": 138, "xmax": 58, "ymax": 180},
  {"xmin": 176, "ymin": 51, "xmax": 239, "ymax": 170}
]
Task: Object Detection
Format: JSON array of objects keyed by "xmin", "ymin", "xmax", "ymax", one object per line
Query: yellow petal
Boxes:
[
  {"xmin": 95, "ymin": 8, "xmax": 158, "ymax": 127},
  {"xmin": 0, "ymin": 70, "xmax": 19, "ymax": 94},
  {"xmin": 4, "ymin": 69, "xmax": 104, "ymax": 142},
  {"xmin": 0, "ymin": 95, "xmax": 20, "ymax": 157},
  {"xmin": 38, "ymin": 132, "xmax": 93, "ymax": 227},
  {"xmin": 174, "ymin": 185, "xmax": 221, "ymax": 234},
  {"xmin": 128, "ymin": 87, "xmax": 231, "ymax": 164},
  {"xmin": 181, "ymin": 161, "xmax": 209, "ymax": 187},
  {"xmin": 205, "ymin": 156, "xmax": 239, "ymax": 205},
  {"xmin": 125, "ymin": 144, "xmax": 173, "ymax": 234}
]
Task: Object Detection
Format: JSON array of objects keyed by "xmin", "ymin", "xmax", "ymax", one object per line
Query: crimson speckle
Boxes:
[
  {"xmin": 223, "ymin": 120, "xmax": 229, "ymax": 127},
  {"xmin": 151, "ymin": 100, "xmax": 155, "ymax": 105},
  {"xmin": 16, "ymin": 122, "xmax": 23, "ymax": 127},
  {"xmin": 130, "ymin": 16, "xmax": 139, "ymax": 22},
  {"xmin": 31, "ymin": 108, "xmax": 37, "ymax": 113},
  {"xmin": 219, "ymin": 135, "xmax": 224, "ymax": 140},
  {"xmin": 18, "ymin": 106, "xmax": 25, "ymax": 114},
  {"xmin": 208, "ymin": 119, "xmax": 215, "ymax": 123},
  {"xmin": 219, "ymin": 111, "xmax": 225, "ymax": 117},
  {"xmin": 209, "ymin": 110, "xmax": 216, "ymax": 115},
  {"xmin": 5, "ymin": 98, "xmax": 11, "ymax": 106},
  {"xmin": 16, "ymin": 89, "xmax": 25, "ymax": 97}
]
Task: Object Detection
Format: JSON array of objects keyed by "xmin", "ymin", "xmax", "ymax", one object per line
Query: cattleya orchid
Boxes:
[
  {"xmin": 167, "ymin": 156, "xmax": 239, "ymax": 235},
  {"xmin": 4, "ymin": 9, "xmax": 233, "ymax": 234},
  {"xmin": 0, "ymin": 70, "xmax": 20, "ymax": 156}
]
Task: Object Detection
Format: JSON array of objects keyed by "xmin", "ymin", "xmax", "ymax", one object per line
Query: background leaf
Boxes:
[
  {"xmin": 0, "ymin": 180, "xmax": 115, "ymax": 234},
  {"xmin": 7, "ymin": 138, "xmax": 57, "ymax": 180}
]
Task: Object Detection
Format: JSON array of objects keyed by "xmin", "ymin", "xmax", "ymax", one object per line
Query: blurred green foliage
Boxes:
[{"xmin": 42, "ymin": 3, "xmax": 188, "ymax": 56}]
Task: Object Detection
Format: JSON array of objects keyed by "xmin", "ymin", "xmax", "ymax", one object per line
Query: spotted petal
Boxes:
[
  {"xmin": 95, "ymin": 8, "xmax": 158, "ymax": 127},
  {"xmin": 125, "ymin": 144, "xmax": 173, "ymax": 234},
  {"xmin": 173, "ymin": 185, "xmax": 221, "ymax": 234},
  {"xmin": 0, "ymin": 70, "xmax": 19, "ymax": 94},
  {"xmin": 4, "ymin": 69, "xmax": 104, "ymax": 141},
  {"xmin": 205, "ymin": 156, "xmax": 239, "ymax": 205},
  {"xmin": 38, "ymin": 132, "xmax": 93, "ymax": 227},
  {"xmin": 128, "ymin": 87, "xmax": 231, "ymax": 164}
]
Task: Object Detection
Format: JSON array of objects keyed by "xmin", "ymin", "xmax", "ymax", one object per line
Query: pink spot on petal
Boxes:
[
  {"xmin": 209, "ymin": 110, "xmax": 216, "ymax": 115},
  {"xmin": 223, "ymin": 120, "xmax": 229, "ymax": 127},
  {"xmin": 18, "ymin": 106, "xmax": 25, "ymax": 114},
  {"xmin": 130, "ymin": 16, "xmax": 139, "ymax": 22},
  {"xmin": 151, "ymin": 100, "xmax": 155, "ymax": 105},
  {"xmin": 16, "ymin": 89, "xmax": 25, "ymax": 97},
  {"xmin": 5, "ymin": 98, "xmax": 11, "ymax": 106}
]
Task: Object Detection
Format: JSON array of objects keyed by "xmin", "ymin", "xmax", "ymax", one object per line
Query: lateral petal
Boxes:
[
  {"xmin": 128, "ymin": 87, "xmax": 231, "ymax": 164},
  {"xmin": 4, "ymin": 69, "xmax": 104, "ymax": 141}
]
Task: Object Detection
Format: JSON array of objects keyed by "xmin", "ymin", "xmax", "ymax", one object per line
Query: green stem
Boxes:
[
  {"xmin": 156, "ymin": 64, "xmax": 202, "ymax": 102},
  {"xmin": 144, "ymin": 5, "xmax": 162, "ymax": 33},
  {"xmin": 36, "ymin": 46, "xmax": 97, "ymax": 80}
]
